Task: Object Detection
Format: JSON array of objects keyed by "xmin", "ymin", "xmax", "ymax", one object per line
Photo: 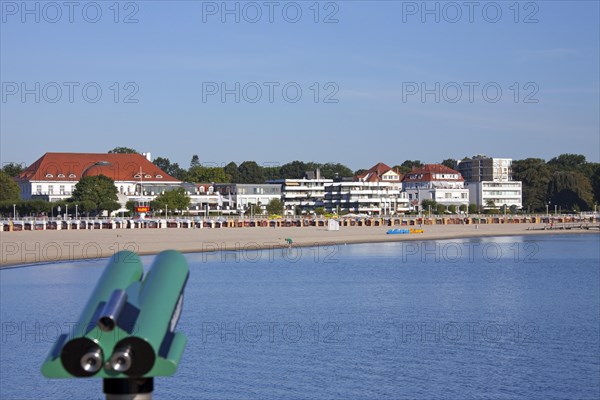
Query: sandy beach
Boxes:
[{"xmin": 1, "ymin": 223, "xmax": 597, "ymax": 267}]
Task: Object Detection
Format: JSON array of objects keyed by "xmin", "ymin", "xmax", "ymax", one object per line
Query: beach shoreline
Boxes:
[{"xmin": 1, "ymin": 224, "xmax": 598, "ymax": 268}]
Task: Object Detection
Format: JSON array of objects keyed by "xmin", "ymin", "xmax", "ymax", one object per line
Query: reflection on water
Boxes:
[{"xmin": 1, "ymin": 235, "xmax": 599, "ymax": 399}]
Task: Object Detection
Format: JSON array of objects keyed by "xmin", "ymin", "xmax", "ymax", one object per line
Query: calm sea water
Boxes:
[{"xmin": 1, "ymin": 234, "xmax": 599, "ymax": 400}]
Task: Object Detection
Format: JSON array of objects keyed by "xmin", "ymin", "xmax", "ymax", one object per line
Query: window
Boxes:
[
  {"xmin": 58, "ymin": 174, "xmax": 65, "ymax": 178},
  {"xmin": 48, "ymin": 185, "xmax": 53, "ymax": 194},
  {"xmin": 198, "ymin": 186, "xmax": 205, "ymax": 193},
  {"xmin": 46, "ymin": 173, "xmax": 53, "ymax": 178},
  {"xmin": 144, "ymin": 174, "xmax": 152, "ymax": 179},
  {"xmin": 134, "ymin": 174, "xmax": 141, "ymax": 179},
  {"xmin": 69, "ymin": 173, "xmax": 76, "ymax": 178},
  {"xmin": 36, "ymin": 185, "xmax": 42, "ymax": 194},
  {"xmin": 156, "ymin": 175, "xmax": 163, "ymax": 179},
  {"xmin": 59, "ymin": 185, "xmax": 65, "ymax": 194}
]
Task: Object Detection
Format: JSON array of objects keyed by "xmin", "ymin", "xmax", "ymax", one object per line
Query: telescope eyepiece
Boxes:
[
  {"xmin": 80, "ymin": 349, "xmax": 102, "ymax": 373},
  {"xmin": 109, "ymin": 347, "xmax": 133, "ymax": 373},
  {"xmin": 61, "ymin": 338, "xmax": 104, "ymax": 377}
]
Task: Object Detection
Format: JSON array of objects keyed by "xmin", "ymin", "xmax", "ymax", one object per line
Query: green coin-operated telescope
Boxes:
[{"xmin": 42, "ymin": 250, "xmax": 189, "ymax": 399}]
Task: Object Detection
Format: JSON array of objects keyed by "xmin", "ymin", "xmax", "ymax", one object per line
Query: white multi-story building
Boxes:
[
  {"xmin": 457, "ymin": 156, "xmax": 523, "ymax": 210},
  {"xmin": 269, "ymin": 171, "xmax": 333, "ymax": 215},
  {"xmin": 324, "ymin": 181, "xmax": 409, "ymax": 215},
  {"xmin": 323, "ymin": 162, "xmax": 408, "ymax": 214},
  {"xmin": 467, "ymin": 181, "xmax": 523, "ymax": 210},
  {"xmin": 402, "ymin": 164, "xmax": 469, "ymax": 210},
  {"xmin": 214, "ymin": 183, "xmax": 282, "ymax": 215}
]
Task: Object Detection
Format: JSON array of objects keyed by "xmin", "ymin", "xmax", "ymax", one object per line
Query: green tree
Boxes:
[
  {"xmin": 459, "ymin": 204, "xmax": 467, "ymax": 213},
  {"xmin": 448, "ymin": 205, "xmax": 457, "ymax": 214},
  {"xmin": 187, "ymin": 166, "xmax": 228, "ymax": 183},
  {"xmin": 421, "ymin": 199, "xmax": 436, "ymax": 214},
  {"xmin": 468, "ymin": 204, "xmax": 478, "ymax": 213},
  {"xmin": 2, "ymin": 162, "xmax": 24, "ymax": 177},
  {"xmin": 153, "ymin": 188, "xmax": 190, "ymax": 211},
  {"xmin": 108, "ymin": 147, "xmax": 138, "ymax": 154},
  {"xmin": 318, "ymin": 163, "xmax": 353, "ymax": 179},
  {"xmin": 441, "ymin": 159, "xmax": 457, "ymax": 169},
  {"xmin": 354, "ymin": 169, "xmax": 368, "ymax": 176},
  {"xmin": 512, "ymin": 158, "xmax": 552, "ymax": 211},
  {"xmin": 280, "ymin": 161, "xmax": 307, "ymax": 179},
  {"xmin": 266, "ymin": 198, "xmax": 284, "ymax": 215},
  {"xmin": 71, "ymin": 175, "xmax": 119, "ymax": 215},
  {"xmin": 238, "ymin": 161, "xmax": 265, "ymax": 184},
  {"xmin": 395, "ymin": 160, "xmax": 424, "ymax": 174},
  {"xmin": 263, "ymin": 166, "xmax": 282, "ymax": 181},
  {"xmin": 190, "ymin": 155, "xmax": 200, "ymax": 169},
  {"xmin": 125, "ymin": 200, "xmax": 136, "ymax": 213},
  {"xmin": 591, "ymin": 165, "xmax": 600, "ymax": 204},
  {"xmin": 435, "ymin": 204, "xmax": 446, "ymax": 214},
  {"xmin": 485, "ymin": 199, "xmax": 496, "ymax": 208},
  {"xmin": 153, "ymin": 157, "xmax": 186, "ymax": 180},
  {"xmin": 547, "ymin": 154, "xmax": 587, "ymax": 171},
  {"xmin": 314, "ymin": 207, "xmax": 325, "ymax": 216},
  {"xmin": 224, "ymin": 162, "xmax": 241, "ymax": 183},
  {"xmin": 0, "ymin": 171, "xmax": 21, "ymax": 201},
  {"xmin": 547, "ymin": 171, "xmax": 594, "ymax": 211}
]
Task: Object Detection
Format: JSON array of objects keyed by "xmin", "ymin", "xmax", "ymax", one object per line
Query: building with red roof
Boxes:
[
  {"xmin": 401, "ymin": 164, "xmax": 469, "ymax": 210},
  {"xmin": 16, "ymin": 152, "xmax": 181, "ymax": 202},
  {"xmin": 356, "ymin": 162, "xmax": 403, "ymax": 186}
]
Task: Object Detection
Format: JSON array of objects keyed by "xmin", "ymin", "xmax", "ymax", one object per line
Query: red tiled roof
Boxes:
[
  {"xmin": 401, "ymin": 164, "xmax": 464, "ymax": 182},
  {"xmin": 356, "ymin": 162, "xmax": 402, "ymax": 182},
  {"xmin": 17, "ymin": 152, "xmax": 179, "ymax": 182}
]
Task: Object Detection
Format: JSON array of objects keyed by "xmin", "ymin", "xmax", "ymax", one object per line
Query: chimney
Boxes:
[
  {"xmin": 143, "ymin": 152, "xmax": 152, "ymax": 161},
  {"xmin": 316, "ymin": 168, "xmax": 321, "ymax": 180}
]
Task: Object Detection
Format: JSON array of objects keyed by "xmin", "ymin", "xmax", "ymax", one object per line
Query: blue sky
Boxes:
[{"xmin": 1, "ymin": 0, "xmax": 599, "ymax": 170}]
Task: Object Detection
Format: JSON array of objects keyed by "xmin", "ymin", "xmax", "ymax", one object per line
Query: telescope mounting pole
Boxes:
[{"xmin": 103, "ymin": 378, "xmax": 154, "ymax": 400}]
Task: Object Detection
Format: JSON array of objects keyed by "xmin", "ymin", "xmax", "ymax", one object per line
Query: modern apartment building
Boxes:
[
  {"xmin": 457, "ymin": 156, "xmax": 523, "ymax": 210},
  {"xmin": 213, "ymin": 183, "xmax": 282, "ymax": 215},
  {"xmin": 268, "ymin": 170, "xmax": 333, "ymax": 215},
  {"xmin": 324, "ymin": 181, "xmax": 409, "ymax": 215}
]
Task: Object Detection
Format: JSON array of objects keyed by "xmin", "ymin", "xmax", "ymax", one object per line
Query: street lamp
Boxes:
[
  {"xmin": 75, "ymin": 204, "xmax": 78, "ymax": 220},
  {"xmin": 13, "ymin": 203, "xmax": 16, "ymax": 220}
]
